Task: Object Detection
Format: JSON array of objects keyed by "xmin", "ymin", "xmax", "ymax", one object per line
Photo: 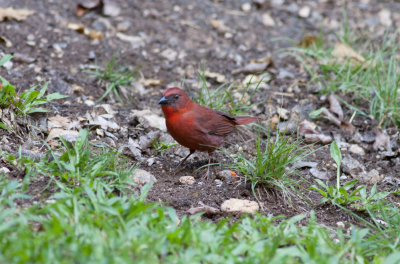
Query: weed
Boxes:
[
  {"xmin": 0, "ymin": 55, "xmax": 67, "ymax": 130},
  {"xmin": 194, "ymin": 70, "xmax": 263, "ymax": 116},
  {"xmin": 86, "ymin": 53, "xmax": 137, "ymax": 103},
  {"xmin": 152, "ymin": 139, "xmax": 178, "ymax": 153},
  {"xmin": 310, "ymin": 141, "xmax": 390, "ymax": 209},
  {"xmin": 227, "ymin": 130, "xmax": 312, "ymax": 199}
]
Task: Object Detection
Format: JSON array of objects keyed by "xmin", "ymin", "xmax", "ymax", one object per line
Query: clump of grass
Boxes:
[
  {"xmin": 0, "ymin": 55, "xmax": 67, "ymax": 131},
  {"xmin": 227, "ymin": 130, "xmax": 312, "ymax": 199},
  {"xmin": 288, "ymin": 31, "xmax": 400, "ymax": 128},
  {"xmin": 193, "ymin": 69, "xmax": 264, "ymax": 116},
  {"xmin": 3, "ymin": 129, "xmax": 135, "ymax": 194},
  {"xmin": 86, "ymin": 53, "xmax": 137, "ymax": 103}
]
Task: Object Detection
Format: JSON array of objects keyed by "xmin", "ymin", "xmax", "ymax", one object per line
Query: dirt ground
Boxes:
[{"xmin": 1, "ymin": 0, "xmax": 399, "ymax": 228}]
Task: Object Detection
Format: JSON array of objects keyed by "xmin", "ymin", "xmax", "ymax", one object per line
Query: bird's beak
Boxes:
[{"xmin": 158, "ymin": 96, "xmax": 169, "ymax": 105}]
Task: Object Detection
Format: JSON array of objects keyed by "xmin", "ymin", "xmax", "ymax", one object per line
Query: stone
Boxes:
[
  {"xmin": 0, "ymin": 167, "xmax": 10, "ymax": 174},
  {"xmin": 221, "ymin": 199, "xmax": 259, "ymax": 214},
  {"xmin": 341, "ymin": 156, "xmax": 364, "ymax": 178},
  {"xmin": 349, "ymin": 144, "xmax": 365, "ymax": 156},
  {"xmin": 217, "ymin": 170, "xmax": 236, "ymax": 182},
  {"xmin": 299, "ymin": 6, "xmax": 311, "ymax": 18},
  {"xmin": 132, "ymin": 169, "xmax": 157, "ymax": 185},
  {"xmin": 261, "ymin": 13, "xmax": 275, "ymax": 27},
  {"xmin": 179, "ymin": 176, "xmax": 196, "ymax": 185},
  {"xmin": 132, "ymin": 110, "xmax": 166, "ymax": 131},
  {"xmin": 360, "ymin": 169, "xmax": 383, "ymax": 185}
]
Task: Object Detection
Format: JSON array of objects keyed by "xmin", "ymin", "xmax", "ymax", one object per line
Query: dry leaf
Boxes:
[
  {"xmin": 116, "ymin": 33, "xmax": 145, "ymax": 49},
  {"xmin": 47, "ymin": 128, "xmax": 79, "ymax": 141},
  {"xmin": 140, "ymin": 78, "xmax": 163, "ymax": 86},
  {"xmin": 331, "ymin": 43, "xmax": 365, "ymax": 64},
  {"xmin": 187, "ymin": 202, "xmax": 219, "ymax": 215},
  {"xmin": 298, "ymin": 35, "xmax": 318, "ymax": 48},
  {"xmin": 232, "ymin": 57, "xmax": 272, "ymax": 75},
  {"xmin": 269, "ymin": 114, "xmax": 280, "ymax": 131},
  {"xmin": 210, "ymin": 19, "xmax": 232, "ymax": 33},
  {"xmin": 48, "ymin": 115, "xmax": 71, "ymax": 130},
  {"xmin": 373, "ymin": 128, "xmax": 391, "ymax": 151},
  {"xmin": 68, "ymin": 23, "xmax": 103, "ymax": 40},
  {"xmin": 204, "ymin": 70, "xmax": 226, "ymax": 83},
  {"xmin": 0, "ymin": 7, "xmax": 35, "ymax": 21},
  {"xmin": 304, "ymin": 133, "xmax": 332, "ymax": 144},
  {"xmin": 328, "ymin": 93, "xmax": 343, "ymax": 120},
  {"xmin": 0, "ymin": 35, "xmax": 12, "ymax": 47}
]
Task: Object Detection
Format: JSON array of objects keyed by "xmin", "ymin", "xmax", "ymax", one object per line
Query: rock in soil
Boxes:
[
  {"xmin": 132, "ymin": 169, "xmax": 157, "ymax": 185},
  {"xmin": 179, "ymin": 176, "xmax": 196, "ymax": 185},
  {"xmin": 221, "ymin": 198, "xmax": 259, "ymax": 214}
]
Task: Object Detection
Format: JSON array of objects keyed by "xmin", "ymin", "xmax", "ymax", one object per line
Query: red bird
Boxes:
[{"xmin": 158, "ymin": 87, "xmax": 260, "ymax": 177}]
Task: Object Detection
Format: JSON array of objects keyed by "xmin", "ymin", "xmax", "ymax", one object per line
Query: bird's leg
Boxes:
[
  {"xmin": 204, "ymin": 152, "xmax": 216, "ymax": 181},
  {"xmin": 174, "ymin": 149, "xmax": 195, "ymax": 172}
]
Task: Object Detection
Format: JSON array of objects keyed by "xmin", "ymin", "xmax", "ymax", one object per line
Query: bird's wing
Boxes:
[{"xmin": 193, "ymin": 108, "xmax": 236, "ymax": 137}]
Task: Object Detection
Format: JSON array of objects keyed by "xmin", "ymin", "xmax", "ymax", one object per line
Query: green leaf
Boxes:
[
  {"xmin": 309, "ymin": 108, "xmax": 324, "ymax": 119},
  {"xmin": 37, "ymin": 82, "xmax": 48, "ymax": 98},
  {"xmin": 330, "ymin": 141, "xmax": 342, "ymax": 166},
  {"xmin": 0, "ymin": 122, "xmax": 9, "ymax": 130},
  {"xmin": 26, "ymin": 107, "xmax": 50, "ymax": 114},
  {"xmin": 0, "ymin": 54, "xmax": 13, "ymax": 67},
  {"xmin": 47, "ymin": 92, "xmax": 68, "ymax": 101}
]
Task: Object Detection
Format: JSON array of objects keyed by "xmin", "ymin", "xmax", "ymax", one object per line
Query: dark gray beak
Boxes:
[{"xmin": 158, "ymin": 96, "xmax": 168, "ymax": 105}]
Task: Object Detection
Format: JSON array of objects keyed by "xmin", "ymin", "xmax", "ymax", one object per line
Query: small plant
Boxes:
[
  {"xmin": 86, "ymin": 53, "xmax": 137, "ymax": 103},
  {"xmin": 227, "ymin": 130, "xmax": 312, "ymax": 199},
  {"xmin": 194, "ymin": 70, "xmax": 263, "ymax": 116},
  {"xmin": 310, "ymin": 141, "xmax": 364, "ymax": 206},
  {"xmin": 152, "ymin": 139, "xmax": 178, "ymax": 153},
  {"xmin": 0, "ymin": 55, "xmax": 67, "ymax": 130},
  {"xmin": 2, "ymin": 130, "xmax": 135, "ymax": 195}
]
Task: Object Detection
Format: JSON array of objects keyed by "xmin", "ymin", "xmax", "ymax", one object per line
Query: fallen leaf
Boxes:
[
  {"xmin": 68, "ymin": 23, "xmax": 103, "ymax": 40},
  {"xmin": 0, "ymin": 35, "xmax": 12, "ymax": 47},
  {"xmin": 140, "ymin": 78, "xmax": 163, "ymax": 86},
  {"xmin": 187, "ymin": 202, "xmax": 219, "ymax": 215},
  {"xmin": 304, "ymin": 133, "xmax": 332, "ymax": 144},
  {"xmin": 47, "ymin": 128, "xmax": 79, "ymax": 141},
  {"xmin": 331, "ymin": 43, "xmax": 365, "ymax": 64},
  {"xmin": 210, "ymin": 19, "xmax": 232, "ymax": 33},
  {"xmin": 373, "ymin": 128, "xmax": 391, "ymax": 151},
  {"xmin": 328, "ymin": 94, "xmax": 343, "ymax": 120},
  {"xmin": 204, "ymin": 70, "xmax": 226, "ymax": 83},
  {"xmin": 232, "ymin": 57, "xmax": 272, "ymax": 75},
  {"xmin": 116, "ymin": 33, "xmax": 145, "ymax": 49},
  {"xmin": 0, "ymin": 7, "xmax": 35, "ymax": 21},
  {"xmin": 48, "ymin": 115, "xmax": 71, "ymax": 130},
  {"xmin": 298, "ymin": 35, "xmax": 318, "ymax": 48},
  {"xmin": 321, "ymin": 107, "xmax": 341, "ymax": 127}
]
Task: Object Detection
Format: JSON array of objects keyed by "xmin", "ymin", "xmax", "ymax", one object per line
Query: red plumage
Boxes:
[{"xmin": 158, "ymin": 87, "xmax": 260, "ymax": 172}]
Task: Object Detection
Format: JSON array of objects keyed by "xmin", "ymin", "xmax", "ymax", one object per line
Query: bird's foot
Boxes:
[{"xmin": 202, "ymin": 165, "xmax": 216, "ymax": 182}]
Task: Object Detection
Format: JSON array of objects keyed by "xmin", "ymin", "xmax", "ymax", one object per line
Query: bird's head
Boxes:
[{"xmin": 158, "ymin": 87, "xmax": 192, "ymax": 115}]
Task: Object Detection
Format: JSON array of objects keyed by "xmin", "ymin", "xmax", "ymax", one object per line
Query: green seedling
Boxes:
[{"xmin": 86, "ymin": 53, "xmax": 137, "ymax": 103}]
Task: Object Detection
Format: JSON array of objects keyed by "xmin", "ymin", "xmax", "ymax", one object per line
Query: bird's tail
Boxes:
[{"xmin": 234, "ymin": 116, "xmax": 262, "ymax": 125}]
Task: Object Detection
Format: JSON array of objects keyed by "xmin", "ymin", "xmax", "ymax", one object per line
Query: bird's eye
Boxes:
[{"xmin": 174, "ymin": 94, "xmax": 179, "ymax": 99}]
